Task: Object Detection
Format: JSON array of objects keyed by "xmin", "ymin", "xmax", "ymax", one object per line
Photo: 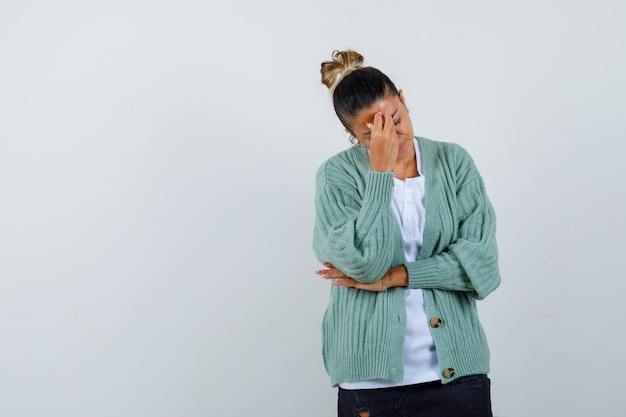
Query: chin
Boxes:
[{"xmin": 396, "ymin": 138, "xmax": 413, "ymax": 158}]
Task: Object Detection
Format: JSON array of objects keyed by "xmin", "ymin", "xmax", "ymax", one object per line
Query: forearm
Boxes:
[
  {"xmin": 404, "ymin": 243, "xmax": 500, "ymax": 299},
  {"xmin": 401, "ymin": 167, "xmax": 500, "ymax": 299},
  {"xmin": 314, "ymin": 170, "xmax": 399, "ymax": 283}
]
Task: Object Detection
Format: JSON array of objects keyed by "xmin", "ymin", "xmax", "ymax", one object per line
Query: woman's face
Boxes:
[{"xmin": 346, "ymin": 90, "xmax": 415, "ymax": 162}]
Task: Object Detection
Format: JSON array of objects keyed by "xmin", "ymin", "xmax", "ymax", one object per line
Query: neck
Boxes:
[{"xmin": 394, "ymin": 152, "xmax": 419, "ymax": 181}]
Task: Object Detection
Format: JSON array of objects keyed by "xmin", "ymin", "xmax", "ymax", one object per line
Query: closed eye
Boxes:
[{"xmin": 394, "ymin": 118, "xmax": 401, "ymax": 126}]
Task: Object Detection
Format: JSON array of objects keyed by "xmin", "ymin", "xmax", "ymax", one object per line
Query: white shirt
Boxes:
[{"xmin": 340, "ymin": 138, "xmax": 440, "ymax": 389}]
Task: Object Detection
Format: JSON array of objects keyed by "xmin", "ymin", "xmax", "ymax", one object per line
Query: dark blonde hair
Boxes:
[{"xmin": 320, "ymin": 50, "xmax": 400, "ymax": 132}]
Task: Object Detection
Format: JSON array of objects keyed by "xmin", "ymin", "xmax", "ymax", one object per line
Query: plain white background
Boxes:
[{"xmin": 1, "ymin": 1, "xmax": 624, "ymax": 416}]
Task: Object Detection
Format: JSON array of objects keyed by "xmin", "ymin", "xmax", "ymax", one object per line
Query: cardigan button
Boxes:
[
  {"xmin": 429, "ymin": 317, "xmax": 442, "ymax": 328},
  {"xmin": 443, "ymin": 368, "xmax": 456, "ymax": 379}
]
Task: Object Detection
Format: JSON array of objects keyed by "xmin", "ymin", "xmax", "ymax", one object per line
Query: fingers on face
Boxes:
[
  {"xmin": 371, "ymin": 112, "xmax": 394, "ymax": 135},
  {"xmin": 385, "ymin": 114, "xmax": 393, "ymax": 134},
  {"xmin": 373, "ymin": 112, "xmax": 383, "ymax": 131},
  {"xmin": 369, "ymin": 112, "xmax": 396, "ymax": 138}
]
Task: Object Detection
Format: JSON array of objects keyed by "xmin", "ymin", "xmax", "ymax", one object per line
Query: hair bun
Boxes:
[{"xmin": 320, "ymin": 50, "xmax": 365, "ymax": 92}]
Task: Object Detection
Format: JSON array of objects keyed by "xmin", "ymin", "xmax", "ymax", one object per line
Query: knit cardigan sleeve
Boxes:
[
  {"xmin": 313, "ymin": 157, "xmax": 399, "ymax": 283},
  {"xmin": 405, "ymin": 145, "xmax": 500, "ymax": 300}
]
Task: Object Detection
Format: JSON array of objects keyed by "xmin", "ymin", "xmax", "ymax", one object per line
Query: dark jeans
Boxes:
[{"xmin": 338, "ymin": 374, "xmax": 492, "ymax": 417}]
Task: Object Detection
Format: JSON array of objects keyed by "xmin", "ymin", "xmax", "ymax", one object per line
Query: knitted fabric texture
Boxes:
[{"xmin": 313, "ymin": 137, "xmax": 500, "ymax": 387}]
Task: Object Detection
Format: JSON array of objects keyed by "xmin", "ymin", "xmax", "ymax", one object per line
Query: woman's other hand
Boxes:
[{"xmin": 316, "ymin": 263, "xmax": 408, "ymax": 292}]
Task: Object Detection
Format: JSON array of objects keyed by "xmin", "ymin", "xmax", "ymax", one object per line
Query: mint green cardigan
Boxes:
[{"xmin": 313, "ymin": 137, "xmax": 500, "ymax": 387}]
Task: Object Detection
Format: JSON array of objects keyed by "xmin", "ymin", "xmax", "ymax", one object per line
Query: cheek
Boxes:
[{"xmin": 396, "ymin": 121, "xmax": 413, "ymax": 136}]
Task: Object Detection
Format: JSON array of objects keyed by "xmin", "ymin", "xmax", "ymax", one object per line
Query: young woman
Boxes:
[{"xmin": 313, "ymin": 50, "xmax": 501, "ymax": 417}]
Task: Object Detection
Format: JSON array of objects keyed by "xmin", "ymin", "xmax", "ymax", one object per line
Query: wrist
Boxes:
[
  {"xmin": 370, "ymin": 164, "xmax": 394, "ymax": 173},
  {"xmin": 388, "ymin": 265, "xmax": 408, "ymax": 288},
  {"xmin": 370, "ymin": 157, "xmax": 394, "ymax": 172}
]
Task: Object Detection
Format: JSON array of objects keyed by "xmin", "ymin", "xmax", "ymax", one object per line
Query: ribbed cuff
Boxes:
[{"xmin": 405, "ymin": 257, "xmax": 440, "ymax": 289}]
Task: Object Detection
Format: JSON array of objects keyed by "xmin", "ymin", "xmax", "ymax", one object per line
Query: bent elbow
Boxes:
[
  {"xmin": 474, "ymin": 269, "xmax": 501, "ymax": 300},
  {"xmin": 343, "ymin": 257, "xmax": 390, "ymax": 283}
]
